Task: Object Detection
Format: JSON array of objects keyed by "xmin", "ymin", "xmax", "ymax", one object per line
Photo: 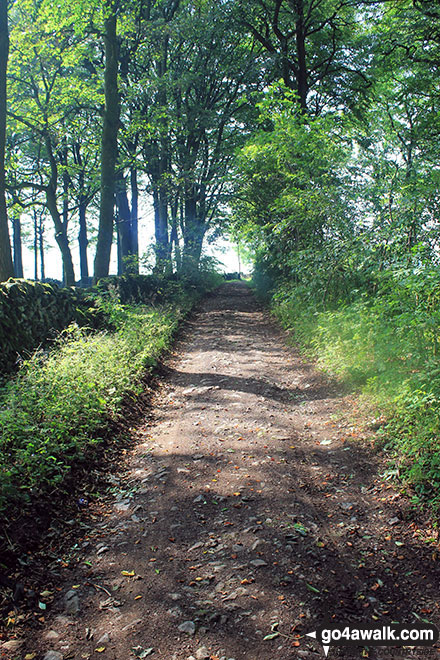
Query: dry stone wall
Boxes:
[{"xmin": 0, "ymin": 279, "xmax": 106, "ymax": 373}]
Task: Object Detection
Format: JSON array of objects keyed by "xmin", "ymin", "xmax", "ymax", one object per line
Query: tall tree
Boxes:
[
  {"xmin": 94, "ymin": 0, "xmax": 120, "ymax": 280},
  {"xmin": 0, "ymin": 0, "xmax": 13, "ymax": 281},
  {"xmin": 235, "ymin": 0, "xmax": 369, "ymax": 114}
]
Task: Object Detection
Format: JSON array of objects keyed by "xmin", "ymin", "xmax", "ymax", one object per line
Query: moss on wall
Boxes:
[{"xmin": 0, "ymin": 279, "xmax": 106, "ymax": 373}]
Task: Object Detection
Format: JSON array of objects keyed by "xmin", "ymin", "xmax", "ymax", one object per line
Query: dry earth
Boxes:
[{"xmin": 8, "ymin": 282, "xmax": 440, "ymax": 660}]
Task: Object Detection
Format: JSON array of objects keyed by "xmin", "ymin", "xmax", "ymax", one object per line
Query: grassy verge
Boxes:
[
  {"xmin": 266, "ymin": 277, "xmax": 440, "ymax": 513},
  {"xmin": 0, "ymin": 274, "xmax": 221, "ymax": 518}
]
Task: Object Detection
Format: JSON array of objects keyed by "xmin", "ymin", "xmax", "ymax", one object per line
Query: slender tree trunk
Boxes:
[
  {"xmin": 94, "ymin": 5, "xmax": 120, "ymax": 280},
  {"xmin": 152, "ymin": 33, "xmax": 170, "ymax": 273},
  {"xmin": 130, "ymin": 166, "xmax": 139, "ymax": 272},
  {"xmin": 295, "ymin": 0, "xmax": 308, "ymax": 111},
  {"xmin": 78, "ymin": 198, "xmax": 89, "ymax": 284},
  {"xmin": 43, "ymin": 131, "xmax": 75, "ymax": 284},
  {"xmin": 153, "ymin": 186, "xmax": 169, "ymax": 272},
  {"xmin": 34, "ymin": 210, "xmax": 38, "ymax": 280},
  {"xmin": 38, "ymin": 215, "xmax": 45, "ymax": 281},
  {"xmin": 74, "ymin": 146, "xmax": 90, "ymax": 284},
  {"xmin": 0, "ymin": 2, "xmax": 13, "ymax": 281},
  {"xmin": 182, "ymin": 186, "xmax": 205, "ymax": 273},
  {"xmin": 116, "ymin": 220, "xmax": 122, "ymax": 275},
  {"xmin": 169, "ymin": 197, "xmax": 180, "ymax": 273},
  {"xmin": 115, "ymin": 170, "xmax": 133, "ymax": 274},
  {"xmin": 45, "ymin": 184, "xmax": 75, "ymax": 284},
  {"xmin": 62, "ymin": 141, "xmax": 69, "ymax": 231},
  {"xmin": 12, "ymin": 211, "xmax": 23, "ymax": 277}
]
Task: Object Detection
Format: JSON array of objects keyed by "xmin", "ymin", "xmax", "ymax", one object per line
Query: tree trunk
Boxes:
[
  {"xmin": 153, "ymin": 186, "xmax": 169, "ymax": 272},
  {"xmin": 153, "ymin": 33, "xmax": 170, "ymax": 273},
  {"xmin": 12, "ymin": 211, "xmax": 23, "ymax": 277},
  {"xmin": 130, "ymin": 166, "xmax": 139, "ymax": 272},
  {"xmin": 182, "ymin": 186, "xmax": 205, "ymax": 273},
  {"xmin": 33, "ymin": 210, "xmax": 38, "ymax": 280},
  {"xmin": 295, "ymin": 0, "xmax": 308, "ymax": 111},
  {"xmin": 78, "ymin": 198, "xmax": 89, "ymax": 285},
  {"xmin": 116, "ymin": 170, "xmax": 134, "ymax": 274},
  {"xmin": 116, "ymin": 219, "xmax": 122, "ymax": 275},
  {"xmin": 43, "ymin": 130, "xmax": 75, "ymax": 285},
  {"xmin": 74, "ymin": 145, "xmax": 90, "ymax": 285},
  {"xmin": 169, "ymin": 197, "xmax": 180, "ymax": 272},
  {"xmin": 94, "ymin": 5, "xmax": 120, "ymax": 280},
  {"xmin": 0, "ymin": 1, "xmax": 13, "ymax": 281},
  {"xmin": 45, "ymin": 183, "xmax": 75, "ymax": 285},
  {"xmin": 38, "ymin": 215, "xmax": 45, "ymax": 281}
]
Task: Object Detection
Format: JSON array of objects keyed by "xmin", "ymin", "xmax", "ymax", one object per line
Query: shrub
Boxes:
[{"xmin": 261, "ymin": 262, "xmax": 440, "ymax": 510}]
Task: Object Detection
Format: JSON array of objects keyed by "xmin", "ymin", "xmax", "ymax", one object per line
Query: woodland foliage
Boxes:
[
  {"xmin": 230, "ymin": 2, "xmax": 440, "ymax": 508},
  {"xmin": 2, "ymin": 0, "xmax": 440, "ymax": 507}
]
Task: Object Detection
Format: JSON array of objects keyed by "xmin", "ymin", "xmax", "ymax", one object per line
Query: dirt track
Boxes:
[{"xmin": 21, "ymin": 282, "xmax": 440, "ymax": 660}]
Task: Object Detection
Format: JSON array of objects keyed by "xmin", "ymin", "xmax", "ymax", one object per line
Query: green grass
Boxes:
[
  {"xmin": 0, "ymin": 290, "xmax": 200, "ymax": 514},
  {"xmin": 268, "ymin": 278, "xmax": 440, "ymax": 512}
]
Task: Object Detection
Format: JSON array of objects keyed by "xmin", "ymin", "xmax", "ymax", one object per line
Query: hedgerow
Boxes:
[{"xmin": 0, "ymin": 269, "xmax": 222, "ymax": 515}]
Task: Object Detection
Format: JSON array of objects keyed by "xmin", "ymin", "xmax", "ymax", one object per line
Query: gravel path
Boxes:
[{"xmin": 22, "ymin": 282, "xmax": 440, "ymax": 660}]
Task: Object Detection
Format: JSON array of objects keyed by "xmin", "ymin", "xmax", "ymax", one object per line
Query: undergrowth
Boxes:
[
  {"xmin": 0, "ymin": 270, "xmax": 222, "ymax": 517},
  {"xmin": 262, "ymin": 264, "xmax": 440, "ymax": 512}
]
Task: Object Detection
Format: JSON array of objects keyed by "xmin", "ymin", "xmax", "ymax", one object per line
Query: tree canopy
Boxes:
[{"xmin": 0, "ymin": 0, "xmax": 439, "ymax": 285}]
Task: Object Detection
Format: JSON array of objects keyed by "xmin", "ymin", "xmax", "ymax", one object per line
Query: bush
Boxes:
[
  {"xmin": 0, "ymin": 269, "xmax": 221, "ymax": 515},
  {"xmin": 261, "ymin": 262, "xmax": 440, "ymax": 510}
]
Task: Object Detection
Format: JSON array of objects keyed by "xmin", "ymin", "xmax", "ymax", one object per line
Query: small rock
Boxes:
[
  {"xmin": 195, "ymin": 646, "xmax": 210, "ymax": 660},
  {"xmin": 168, "ymin": 606, "xmax": 183, "ymax": 617},
  {"xmin": 97, "ymin": 633, "xmax": 110, "ymax": 644},
  {"xmin": 43, "ymin": 652, "xmax": 64, "ymax": 660},
  {"xmin": 251, "ymin": 539, "xmax": 264, "ymax": 551},
  {"xmin": 189, "ymin": 541, "xmax": 204, "ymax": 551},
  {"xmin": 44, "ymin": 630, "xmax": 61, "ymax": 641},
  {"xmin": 1, "ymin": 640, "xmax": 24, "ymax": 652},
  {"xmin": 64, "ymin": 590, "xmax": 80, "ymax": 615},
  {"xmin": 97, "ymin": 546, "xmax": 110, "ymax": 555},
  {"xmin": 114, "ymin": 501, "xmax": 131, "ymax": 511},
  {"xmin": 54, "ymin": 615, "xmax": 70, "ymax": 626},
  {"xmin": 178, "ymin": 620, "xmax": 196, "ymax": 635},
  {"xmin": 250, "ymin": 559, "xmax": 268, "ymax": 568},
  {"xmin": 168, "ymin": 592, "xmax": 182, "ymax": 601},
  {"xmin": 193, "ymin": 495, "xmax": 206, "ymax": 504},
  {"xmin": 388, "ymin": 517, "xmax": 400, "ymax": 526}
]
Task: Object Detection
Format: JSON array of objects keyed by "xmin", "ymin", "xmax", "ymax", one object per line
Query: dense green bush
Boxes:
[
  {"xmin": 264, "ymin": 262, "xmax": 440, "ymax": 510},
  {"xmin": 0, "ymin": 269, "xmax": 222, "ymax": 515},
  {"xmin": 0, "ymin": 303, "xmax": 186, "ymax": 512}
]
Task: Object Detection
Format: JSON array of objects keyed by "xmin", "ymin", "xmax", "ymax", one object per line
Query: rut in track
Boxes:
[{"xmin": 25, "ymin": 282, "xmax": 440, "ymax": 660}]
